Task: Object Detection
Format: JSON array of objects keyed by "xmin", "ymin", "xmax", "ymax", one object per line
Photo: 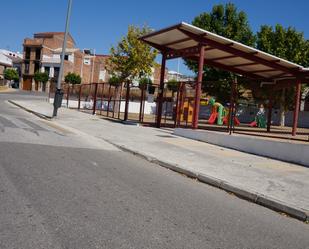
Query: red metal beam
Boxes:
[
  {"xmin": 192, "ymin": 45, "xmax": 205, "ymax": 129},
  {"xmin": 177, "ymin": 27, "xmax": 300, "ymax": 76},
  {"xmin": 156, "ymin": 53, "xmax": 167, "ymax": 128},
  {"xmin": 162, "ymin": 37, "xmax": 192, "ymax": 47},
  {"xmin": 187, "ymin": 56, "xmax": 267, "ymax": 80},
  {"xmin": 233, "ymin": 62, "xmax": 259, "ymax": 67},
  {"xmin": 166, "ymin": 45, "xmax": 200, "ymax": 59},
  {"xmin": 167, "ymin": 46, "xmax": 217, "ymax": 60},
  {"xmin": 249, "ymin": 68, "xmax": 279, "ymax": 73},
  {"xmin": 208, "ymin": 55, "xmax": 238, "ymax": 62},
  {"xmin": 270, "ymin": 72, "xmax": 291, "ymax": 79},
  {"xmin": 140, "ymin": 39, "xmax": 170, "ymax": 52}
]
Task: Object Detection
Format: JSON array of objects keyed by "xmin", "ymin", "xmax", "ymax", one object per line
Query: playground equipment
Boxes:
[
  {"xmin": 207, "ymin": 98, "xmax": 240, "ymax": 126},
  {"xmin": 249, "ymin": 104, "xmax": 266, "ymax": 128},
  {"xmin": 208, "ymin": 98, "xmax": 225, "ymax": 125},
  {"xmin": 223, "ymin": 105, "xmax": 240, "ymax": 126},
  {"xmin": 179, "ymin": 100, "xmax": 194, "ymax": 123}
]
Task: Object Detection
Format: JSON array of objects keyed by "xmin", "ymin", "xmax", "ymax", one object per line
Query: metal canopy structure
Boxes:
[
  {"xmin": 141, "ymin": 22, "xmax": 309, "ymax": 80},
  {"xmin": 140, "ymin": 22, "xmax": 309, "ymax": 136}
]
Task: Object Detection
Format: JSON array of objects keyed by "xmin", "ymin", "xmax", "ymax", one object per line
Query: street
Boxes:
[{"xmin": 0, "ymin": 91, "xmax": 309, "ymax": 249}]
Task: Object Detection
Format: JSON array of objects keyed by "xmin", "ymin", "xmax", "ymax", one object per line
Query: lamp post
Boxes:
[{"xmin": 52, "ymin": 0, "xmax": 73, "ymax": 117}]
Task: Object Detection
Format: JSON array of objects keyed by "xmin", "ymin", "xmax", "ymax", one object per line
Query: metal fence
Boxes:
[{"xmin": 49, "ymin": 81, "xmax": 309, "ymax": 142}]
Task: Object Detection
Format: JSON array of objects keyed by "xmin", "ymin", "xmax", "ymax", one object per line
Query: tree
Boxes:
[
  {"xmin": 64, "ymin": 72, "xmax": 81, "ymax": 85},
  {"xmin": 4, "ymin": 68, "xmax": 19, "ymax": 87},
  {"xmin": 138, "ymin": 77, "xmax": 151, "ymax": 90},
  {"xmin": 34, "ymin": 71, "xmax": 49, "ymax": 91},
  {"xmin": 166, "ymin": 79, "xmax": 179, "ymax": 99},
  {"xmin": 256, "ymin": 24, "xmax": 309, "ymax": 125},
  {"xmin": 185, "ymin": 3, "xmax": 255, "ymax": 102},
  {"xmin": 108, "ymin": 25, "xmax": 158, "ymax": 120},
  {"xmin": 108, "ymin": 25, "xmax": 158, "ymax": 83},
  {"xmin": 108, "ymin": 75, "xmax": 122, "ymax": 87}
]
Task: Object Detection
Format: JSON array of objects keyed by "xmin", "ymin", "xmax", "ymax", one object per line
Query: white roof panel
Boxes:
[{"xmin": 141, "ymin": 22, "xmax": 308, "ymax": 80}]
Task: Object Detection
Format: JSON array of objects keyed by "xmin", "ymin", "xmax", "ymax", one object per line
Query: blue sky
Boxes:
[{"xmin": 2, "ymin": 0, "xmax": 309, "ymax": 75}]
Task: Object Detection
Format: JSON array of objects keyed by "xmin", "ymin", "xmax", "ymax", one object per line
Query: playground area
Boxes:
[
  {"xmin": 49, "ymin": 22, "xmax": 309, "ymax": 143},
  {"xmin": 49, "ymin": 79, "xmax": 309, "ymax": 143}
]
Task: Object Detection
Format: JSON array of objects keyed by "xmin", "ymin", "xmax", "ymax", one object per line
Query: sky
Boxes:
[{"xmin": 1, "ymin": 0, "xmax": 309, "ymax": 76}]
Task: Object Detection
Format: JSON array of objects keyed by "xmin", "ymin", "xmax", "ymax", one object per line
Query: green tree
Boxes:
[
  {"xmin": 34, "ymin": 71, "xmax": 49, "ymax": 91},
  {"xmin": 64, "ymin": 72, "xmax": 81, "ymax": 85},
  {"xmin": 185, "ymin": 3, "xmax": 255, "ymax": 102},
  {"xmin": 108, "ymin": 25, "xmax": 158, "ymax": 83},
  {"xmin": 4, "ymin": 68, "xmax": 19, "ymax": 86},
  {"xmin": 256, "ymin": 24, "xmax": 309, "ymax": 125},
  {"xmin": 108, "ymin": 75, "xmax": 122, "ymax": 87},
  {"xmin": 138, "ymin": 77, "xmax": 152, "ymax": 90},
  {"xmin": 166, "ymin": 79, "xmax": 180, "ymax": 99}
]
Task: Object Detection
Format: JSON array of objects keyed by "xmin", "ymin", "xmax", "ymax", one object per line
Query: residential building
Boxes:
[
  {"xmin": 0, "ymin": 49, "xmax": 23, "ymax": 86},
  {"xmin": 150, "ymin": 63, "xmax": 168, "ymax": 85},
  {"xmin": 21, "ymin": 32, "xmax": 110, "ymax": 91}
]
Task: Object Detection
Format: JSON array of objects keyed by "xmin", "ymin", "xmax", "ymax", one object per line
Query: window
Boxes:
[
  {"xmin": 44, "ymin": 67, "xmax": 50, "ymax": 77},
  {"xmin": 34, "ymin": 62, "xmax": 40, "ymax": 73},
  {"xmin": 24, "ymin": 62, "xmax": 30, "ymax": 74},
  {"xmin": 35, "ymin": 48, "xmax": 41, "ymax": 60},
  {"xmin": 99, "ymin": 70, "xmax": 106, "ymax": 81},
  {"xmin": 25, "ymin": 47, "xmax": 31, "ymax": 59},
  {"xmin": 54, "ymin": 67, "xmax": 60, "ymax": 79},
  {"xmin": 83, "ymin": 58, "xmax": 91, "ymax": 65},
  {"xmin": 60, "ymin": 54, "xmax": 69, "ymax": 60}
]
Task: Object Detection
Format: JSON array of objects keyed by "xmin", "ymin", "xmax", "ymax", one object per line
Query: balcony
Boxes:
[{"xmin": 23, "ymin": 38, "xmax": 43, "ymax": 47}]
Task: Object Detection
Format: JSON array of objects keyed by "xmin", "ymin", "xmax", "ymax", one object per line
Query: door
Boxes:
[{"xmin": 23, "ymin": 76, "xmax": 32, "ymax": 91}]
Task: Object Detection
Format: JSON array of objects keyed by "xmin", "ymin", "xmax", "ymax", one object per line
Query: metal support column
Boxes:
[
  {"xmin": 192, "ymin": 44, "xmax": 205, "ymax": 129},
  {"xmin": 267, "ymin": 93, "xmax": 273, "ymax": 132},
  {"xmin": 292, "ymin": 79, "xmax": 301, "ymax": 136},
  {"xmin": 156, "ymin": 53, "xmax": 167, "ymax": 128},
  {"xmin": 228, "ymin": 78, "xmax": 236, "ymax": 134}
]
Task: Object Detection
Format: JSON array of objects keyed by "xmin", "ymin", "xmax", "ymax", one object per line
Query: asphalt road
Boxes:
[{"xmin": 1, "ymin": 91, "xmax": 309, "ymax": 249}]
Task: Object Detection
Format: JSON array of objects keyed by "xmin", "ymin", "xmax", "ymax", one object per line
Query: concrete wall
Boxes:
[{"xmin": 173, "ymin": 128, "xmax": 309, "ymax": 167}]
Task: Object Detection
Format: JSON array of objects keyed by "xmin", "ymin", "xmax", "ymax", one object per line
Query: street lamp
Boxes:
[{"xmin": 52, "ymin": 0, "xmax": 73, "ymax": 117}]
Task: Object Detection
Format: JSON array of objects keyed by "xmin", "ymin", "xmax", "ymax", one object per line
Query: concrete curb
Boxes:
[
  {"xmin": 101, "ymin": 140, "xmax": 309, "ymax": 223},
  {"xmin": 8, "ymin": 100, "xmax": 52, "ymax": 120},
  {"xmin": 11, "ymin": 102, "xmax": 309, "ymax": 223}
]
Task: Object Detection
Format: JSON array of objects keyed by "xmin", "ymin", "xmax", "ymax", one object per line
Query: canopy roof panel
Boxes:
[{"xmin": 141, "ymin": 22, "xmax": 309, "ymax": 80}]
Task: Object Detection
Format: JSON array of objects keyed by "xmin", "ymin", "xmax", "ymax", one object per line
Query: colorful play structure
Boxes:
[{"xmin": 207, "ymin": 97, "xmax": 240, "ymax": 126}]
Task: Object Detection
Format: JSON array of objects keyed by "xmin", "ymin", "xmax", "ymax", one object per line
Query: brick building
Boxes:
[
  {"xmin": 21, "ymin": 32, "xmax": 168, "ymax": 91},
  {"xmin": 21, "ymin": 32, "xmax": 110, "ymax": 91}
]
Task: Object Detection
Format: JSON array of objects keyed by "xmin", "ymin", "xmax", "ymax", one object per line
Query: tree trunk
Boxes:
[
  {"xmin": 114, "ymin": 84, "xmax": 122, "ymax": 114},
  {"xmin": 279, "ymin": 88, "xmax": 286, "ymax": 127}
]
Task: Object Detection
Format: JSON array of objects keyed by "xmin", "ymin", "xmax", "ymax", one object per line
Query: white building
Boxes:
[
  {"xmin": 167, "ymin": 70, "xmax": 194, "ymax": 82},
  {"xmin": 0, "ymin": 49, "xmax": 23, "ymax": 85}
]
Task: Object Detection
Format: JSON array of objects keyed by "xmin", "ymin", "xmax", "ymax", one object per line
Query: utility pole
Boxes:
[
  {"xmin": 91, "ymin": 49, "xmax": 95, "ymax": 83},
  {"xmin": 52, "ymin": 0, "xmax": 73, "ymax": 117}
]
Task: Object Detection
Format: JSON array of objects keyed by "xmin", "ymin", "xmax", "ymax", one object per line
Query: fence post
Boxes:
[
  {"xmin": 174, "ymin": 84, "xmax": 180, "ymax": 127},
  {"xmin": 139, "ymin": 87, "xmax": 145, "ymax": 122},
  {"xmin": 66, "ymin": 84, "xmax": 70, "ymax": 108},
  {"xmin": 92, "ymin": 83, "xmax": 98, "ymax": 115},
  {"xmin": 78, "ymin": 84, "xmax": 82, "ymax": 110},
  {"xmin": 177, "ymin": 83, "xmax": 184, "ymax": 126},
  {"xmin": 118, "ymin": 83, "xmax": 123, "ymax": 119},
  {"xmin": 124, "ymin": 81, "xmax": 130, "ymax": 121}
]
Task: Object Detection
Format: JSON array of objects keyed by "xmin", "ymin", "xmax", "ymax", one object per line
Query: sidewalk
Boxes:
[{"xmin": 9, "ymin": 99, "xmax": 309, "ymax": 222}]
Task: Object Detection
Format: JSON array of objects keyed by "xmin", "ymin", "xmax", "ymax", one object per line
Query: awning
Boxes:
[{"xmin": 140, "ymin": 22, "xmax": 309, "ymax": 80}]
